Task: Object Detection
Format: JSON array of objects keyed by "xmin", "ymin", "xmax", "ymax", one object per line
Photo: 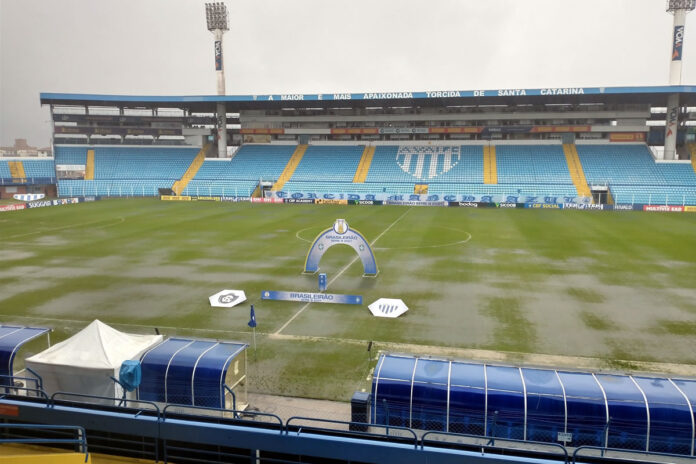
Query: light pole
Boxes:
[
  {"xmin": 664, "ymin": 0, "xmax": 694, "ymax": 160},
  {"xmin": 205, "ymin": 2, "xmax": 229, "ymax": 157}
]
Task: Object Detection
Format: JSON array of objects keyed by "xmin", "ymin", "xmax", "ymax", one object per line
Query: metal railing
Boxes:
[
  {"xmin": 2, "ymin": 390, "xmax": 695, "ymax": 463},
  {"xmin": 286, "ymin": 416, "xmax": 419, "ymax": 448},
  {"xmin": 0, "ymin": 423, "xmax": 89, "ymax": 462},
  {"xmin": 50, "ymin": 391, "xmax": 161, "ymax": 417},
  {"xmin": 422, "ymin": 430, "xmax": 569, "ymax": 461},
  {"xmin": 162, "ymin": 403, "xmax": 283, "ymax": 430},
  {"xmin": 0, "ymin": 176, "xmax": 57, "ymax": 186},
  {"xmin": 573, "ymin": 445, "xmax": 696, "ymax": 464}
]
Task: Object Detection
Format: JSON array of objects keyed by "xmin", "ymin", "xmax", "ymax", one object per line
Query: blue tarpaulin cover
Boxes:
[
  {"xmin": 372, "ymin": 354, "xmax": 696, "ymax": 456},
  {"xmin": 119, "ymin": 360, "xmax": 141, "ymax": 392}
]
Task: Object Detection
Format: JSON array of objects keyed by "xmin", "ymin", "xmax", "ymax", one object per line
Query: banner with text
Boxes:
[
  {"xmin": 261, "ymin": 290, "xmax": 362, "ymax": 305},
  {"xmin": 268, "ymin": 191, "xmax": 591, "ymax": 205}
]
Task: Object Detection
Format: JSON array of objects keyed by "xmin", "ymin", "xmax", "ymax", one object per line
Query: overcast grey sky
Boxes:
[{"xmin": 1, "ymin": 0, "xmax": 694, "ymax": 147}]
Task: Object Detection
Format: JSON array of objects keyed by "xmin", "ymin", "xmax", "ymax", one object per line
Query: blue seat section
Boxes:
[
  {"xmin": 0, "ymin": 159, "xmax": 55, "ymax": 184},
  {"xmin": 58, "ymin": 179, "xmax": 172, "ymax": 197},
  {"xmin": 0, "ymin": 161, "xmax": 11, "ymax": 178},
  {"xmin": 54, "ymin": 146, "xmax": 88, "ymax": 165},
  {"xmin": 577, "ymin": 144, "xmax": 696, "ymax": 204},
  {"xmin": 22, "ymin": 160, "xmax": 55, "ymax": 178},
  {"xmin": 497, "ymin": 145, "xmax": 572, "ymax": 184},
  {"xmin": 94, "ymin": 147, "xmax": 197, "ymax": 180},
  {"xmin": 279, "ymin": 145, "xmax": 577, "ymax": 199},
  {"xmin": 182, "ymin": 145, "xmax": 296, "ymax": 197},
  {"xmin": 56, "ymin": 146, "xmax": 198, "ymax": 197},
  {"xmin": 284, "ymin": 145, "xmax": 364, "ymax": 189}
]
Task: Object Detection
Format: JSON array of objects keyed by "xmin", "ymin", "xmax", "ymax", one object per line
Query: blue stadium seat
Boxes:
[
  {"xmin": 182, "ymin": 145, "xmax": 297, "ymax": 197},
  {"xmin": 577, "ymin": 144, "xmax": 696, "ymax": 204},
  {"xmin": 54, "ymin": 146, "xmax": 88, "ymax": 166}
]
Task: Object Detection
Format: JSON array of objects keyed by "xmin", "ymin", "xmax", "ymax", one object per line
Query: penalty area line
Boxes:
[{"xmin": 273, "ymin": 207, "xmax": 413, "ymax": 336}]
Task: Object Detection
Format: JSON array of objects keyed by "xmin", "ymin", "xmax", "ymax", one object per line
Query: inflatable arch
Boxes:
[{"xmin": 304, "ymin": 219, "xmax": 378, "ymax": 276}]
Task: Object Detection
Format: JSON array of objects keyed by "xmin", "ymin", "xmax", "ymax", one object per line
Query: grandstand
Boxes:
[
  {"xmin": 33, "ymin": 85, "xmax": 696, "ymax": 206},
  {"xmin": 38, "ymin": 141, "xmax": 696, "ymax": 205}
]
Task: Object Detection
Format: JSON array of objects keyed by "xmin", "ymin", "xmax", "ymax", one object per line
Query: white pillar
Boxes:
[
  {"xmin": 664, "ymin": 93, "xmax": 680, "ymax": 160},
  {"xmin": 214, "ymin": 29, "xmax": 227, "ymax": 158},
  {"xmin": 216, "ymin": 102, "xmax": 227, "ymax": 158},
  {"xmin": 215, "ymin": 29, "xmax": 226, "ymax": 95}
]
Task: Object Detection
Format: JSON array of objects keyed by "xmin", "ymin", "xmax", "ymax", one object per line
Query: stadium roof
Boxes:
[{"xmin": 40, "ymin": 85, "xmax": 696, "ymax": 111}]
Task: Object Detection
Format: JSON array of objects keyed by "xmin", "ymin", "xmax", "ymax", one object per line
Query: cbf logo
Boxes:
[
  {"xmin": 333, "ymin": 218, "xmax": 348, "ymax": 234},
  {"xmin": 396, "ymin": 145, "xmax": 461, "ymax": 180}
]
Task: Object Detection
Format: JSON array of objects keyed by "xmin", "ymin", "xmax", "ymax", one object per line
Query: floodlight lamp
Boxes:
[
  {"xmin": 205, "ymin": 2, "xmax": 229, "ymax": 31},
  {"xmin": 667, "ymin": 0, "xmax": 696, "ymax": 13}
]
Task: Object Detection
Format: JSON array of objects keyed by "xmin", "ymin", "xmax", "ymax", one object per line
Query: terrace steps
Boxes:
[
  {"xmin": 352, "ymin": 146, "xmax": 375, "ymax": 183},
  {"xmin": 8, "ymin": 161, "xmax": 26, "ymax": 181},
  {"xmin": 85, "ymin": 150, "xmax": 95, "ymax": 180},
  {"xmin": 483, "ymin": 145, "xmax": 497, "ymax": 184},
  {"xmin": 563, "ymin": 143, "xmax": 592, "ymax": 198},
  {"xmin": 414, "ymin": 184, "xmax": 428, "ymax": 194},
  {"xmin": 272, "ymin": 144, "xmax": 307, "ymax": 191},
  {"xmin": 172, "ymin": 144, "xmax": 209, "ymax": 195}
]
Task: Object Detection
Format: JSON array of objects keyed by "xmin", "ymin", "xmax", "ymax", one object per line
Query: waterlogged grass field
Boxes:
[{"xmin": 1, "ymin": 199, "xmax": 695, "ymax": 399}]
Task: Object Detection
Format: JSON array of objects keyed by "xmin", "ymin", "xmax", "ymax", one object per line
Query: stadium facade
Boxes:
[
  {"xmin": 40, "ymin": 85, "xmax": 696, "ymax": 149},
  {"xmin": 0, "ymin": 86, "xmax": 684, "ymax": 207}
]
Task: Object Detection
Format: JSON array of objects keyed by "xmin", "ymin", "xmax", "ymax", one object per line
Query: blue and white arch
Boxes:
[{"xmin": 304, "ymin": 219, "xmax": 378, "ymax": 276}]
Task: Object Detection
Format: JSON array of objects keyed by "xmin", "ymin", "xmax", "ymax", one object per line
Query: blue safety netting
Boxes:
[
  {"xmin": 137, "ymin": 338, "xmax": 247, "ymax": 409},
  {"xmin": 372, "ymin": 354, "xmax": 696, "ymax": 456},
  {"xmin": 0, "ymin": 325, "xmax": 50, "ymax": 386}
]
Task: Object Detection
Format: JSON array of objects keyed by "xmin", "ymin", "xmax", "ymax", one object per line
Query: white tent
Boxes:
[{"xmin": 26, "ymin": 320, "xmax": 163, "ymax": 402}]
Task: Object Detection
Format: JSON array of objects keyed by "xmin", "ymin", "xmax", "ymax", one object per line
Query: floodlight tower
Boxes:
[
  {"xmin": 206, "ymin": 2, "xmax": 229, "ymax": 158},
  {"xmin": 664, "ymin": 0, "xmax": 695, "ymax": 160}
]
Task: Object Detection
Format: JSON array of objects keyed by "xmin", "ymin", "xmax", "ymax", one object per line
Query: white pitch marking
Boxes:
[
  {"xmin": 274, "ymin": 207, "xmax": 413, "ymax": 335},
  {"xmin": 374, "ymin": 228, "xmax": 472, "ymax": 250}
]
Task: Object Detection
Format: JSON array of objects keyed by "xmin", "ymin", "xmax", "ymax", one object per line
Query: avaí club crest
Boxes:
[{"xmin": 396, "ymin": 145, "xmax": 461, "ymax": 180}]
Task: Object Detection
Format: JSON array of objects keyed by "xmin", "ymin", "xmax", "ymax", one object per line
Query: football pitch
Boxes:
[{"xmin": 1, "ymin": 199, "xmax": 696, "ymax": 400}]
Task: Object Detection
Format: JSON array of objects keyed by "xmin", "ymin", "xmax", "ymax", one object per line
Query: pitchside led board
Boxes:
[{"xmin": 304, "ymin": 219, "xmax": 378, "ymax": 276}]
